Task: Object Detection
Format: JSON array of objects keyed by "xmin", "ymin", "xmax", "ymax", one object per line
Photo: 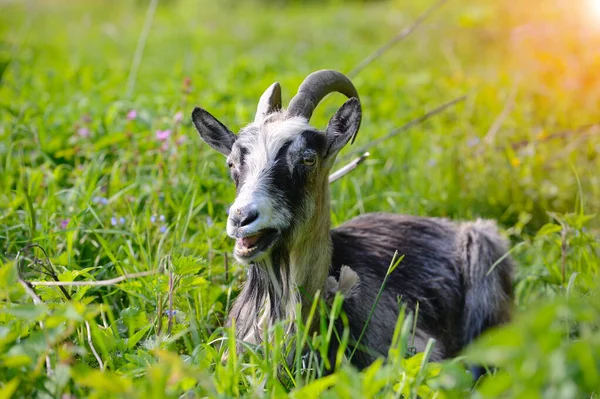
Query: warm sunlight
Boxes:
[
  {"xmin": 2, "ymin": 0, "xmax": 600, "ymax": 397},
  {"xmin": 590, "ymin": 0, "xmax": 600, "ymax": 19}
]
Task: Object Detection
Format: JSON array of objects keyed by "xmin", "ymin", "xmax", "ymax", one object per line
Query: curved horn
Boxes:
[
  {"xmin": 287, "ymin": 70, "xmax": 359, "ymax": 120},
  {"xmin": 254, "ymin": 82, "xmax": 282, "ymax": 123}
]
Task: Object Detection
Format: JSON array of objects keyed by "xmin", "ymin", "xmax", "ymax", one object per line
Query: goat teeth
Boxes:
[
  {"xmin": 236, "ymin": 241, "xmax": 257, "ymax": 254},
  {"xmin": 239, "ymin": 232, "xmax": 263, "ymax": 249},
  {"xmin": 237, "ymin": 246, "xmax": 257, "ymax": 257}
]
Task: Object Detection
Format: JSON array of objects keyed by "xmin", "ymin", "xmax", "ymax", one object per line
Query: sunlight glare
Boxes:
[{"xmin": 590, "ymin": 0, "xmax": 600, "ymax": 19}]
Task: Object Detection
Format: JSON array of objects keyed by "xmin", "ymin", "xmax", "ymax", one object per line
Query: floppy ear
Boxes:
[
  {"xmin": 191, "ymin": 107, "xmax": 236, "ymax": 156},
  {"xmin": 325, "ymin": 97, "xmax": 362, "ymax": 159}
]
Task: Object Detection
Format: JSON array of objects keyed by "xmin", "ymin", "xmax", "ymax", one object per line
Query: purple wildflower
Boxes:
[
  {"xmin": 150, "ymin": 215, "xmax": 157, "ymax": 223},
  {"xmin": 175, "ymin": 136, "xmax": 186, "ymax": 146},
  {"xmin": 77, "ymin": 127, "xmax": 90, "ymax": 138},
  {"xmin": 174, "ymin": 111, "xmax": 183, "ymax": 123},
  {"xmin": 127, "ymin": 110, "xmax": 137, "ymax": 121},
  {"xmin": 119, "ymin": 217, "xmax": 125, "ymax": 225},
  {"xmin": 467, "ymin": 137, "xmax": 481, "ymax": 148},
  {"xmin": 156, "ymin": 129, "xmax": 172, "ymax": 141},
  {"xmin": 92, "ymin": 196, "xmax": 108, "ymax": 205},
  {"xmin": 159, "ymin": 225, "xmax": 167, "ymax": 233},
  {"xmin": 206, "ymin": 216, "xmax": 213, "ymax": 227},
  {"xmin": 159, "ymin": 215, "xmax": 165, "ymax": 222},
  {"xmin": 60, "ymin": 219, "xmax": 70, "ymax": 229},
  {"xmin": 111, "ymin": 217, "xmax": 117, "ymax": 226}
]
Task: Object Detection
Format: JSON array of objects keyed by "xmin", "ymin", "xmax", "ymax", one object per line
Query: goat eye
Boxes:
[
  {"xmin": 227, "ymin": 161, "xmax": 234, "ymax": 169},
  {"xmin": 302, "ymin": 154, "xmax": 316, "ymax": 166}
]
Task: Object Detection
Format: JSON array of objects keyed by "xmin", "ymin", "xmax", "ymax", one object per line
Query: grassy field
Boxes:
[{"xmin": 1, "ymin": 0, "xmax": 599, "ymax": 397}]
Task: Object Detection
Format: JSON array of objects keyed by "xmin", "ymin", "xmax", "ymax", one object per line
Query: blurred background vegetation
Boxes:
[{"xmin": 0, "ymin": 0, "xmax": 599, "ymax": 397}]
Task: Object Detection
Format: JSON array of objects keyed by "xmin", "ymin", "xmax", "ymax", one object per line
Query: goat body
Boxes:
[
  {"xmin": 191, "ymin": 69, "xmax": 513, "ymax": 370},
  {"xmin": 330, "ymin": 213, "xmax": 512, "ymax": 367}
]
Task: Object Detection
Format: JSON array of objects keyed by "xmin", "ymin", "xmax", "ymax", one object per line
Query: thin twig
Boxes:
[
  {"xmin": 18, "ymin": 245, "xmax": 105, "ymax": 371},
  {"xmin": 15, "ymin": 248, "xmax": 52, "ymax": 376},
  {"xmin": 27, "ymin": 243, "xmax": 72, "ymax": 300},
  {"xmin": 342, "ymin": 95, "xmax": 466, "ymax": 160},
  {"xmin": 29, "ymin": 265, "xmax": 54, "ymax": 278},
  {"xmin": 17, "ymin": 276, "xmax": 43, "ymax": 304},
  {"xmin": 85, "ymin": 320, "xmax": 104, "ymax": 371},
  {"xmin": 29, "ymin": 270, "xmax": 157, "ymax": 287},
  {"xmin": 510, "ymin": 123, "xmax": 600, "ymax": 150},
  {"xmin": 156, "ymin": 291, "xmax": 163, "ymax": 336},
  {"xmin": 328, "ymin": 152, "xmax": 370, "ymax": 184},
  {"xmin": 100, "ymin": 305, "xmax": 109, "ymax": 329},
  {"xmin": 325, "ymin": 0, "xmax": 452, "ymax": 182},
  {"xmin": 551, "ymin": 130, "xmax": 596, "ymax": 163},
  {"xmin": 483, "ymin": 85, "xmax": 517, "ymax": 146},
  {"xmin": 125, "ymin": 0, "xmax": 159, "ymax": 98},
  {"xmin": 348, "ymin": 0, "xmax": 451, "ymax": 78},
  {"xmin": 167, "ymin": 268, "xmax": 175, "ymax": 335}
]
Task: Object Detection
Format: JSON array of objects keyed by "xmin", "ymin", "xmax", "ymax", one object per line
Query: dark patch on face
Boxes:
[
  {"xmin": 229, "ymin": 126, "xmax": 328, "ymax": 236},
  {"xmin": 227, "ymin": 145, "xmax": 247, "ymax": 189},
  {"xmin": 300, "ymin": 129, "xmax": 327, "ymax": 157},
  {"xmin": 268, "ymin": 140, "xmax": 304, "ymax": 221},
  {"xmin": 227, "ymin": 126, "xmax": 259, "ymax": 190},
  {"xmin": 238, "ymin": 146, "xmax": 248, "ymax": 167},
  {"xmin": 264, "ymin": 130, "xmax": 327, "ymax": 229}
]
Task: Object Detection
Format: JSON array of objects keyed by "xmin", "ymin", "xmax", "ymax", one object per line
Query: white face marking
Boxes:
[
  {"xmin": 226, "ymin": 116, "xmax": 311, "ymax": 240},
  {"xmin": 245, "ymin": 116, "xmax": 310, "ymax": 179}
]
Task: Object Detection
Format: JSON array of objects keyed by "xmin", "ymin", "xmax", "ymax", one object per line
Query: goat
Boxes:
[{"xmin": 191, "ymin": 69, "xmax": 513, "ymax": 369}]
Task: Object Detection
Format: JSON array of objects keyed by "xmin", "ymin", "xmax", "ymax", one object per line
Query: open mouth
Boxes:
[{"xmin": 235, "ymin": 228, "xmax": 279, "ymax": 260}]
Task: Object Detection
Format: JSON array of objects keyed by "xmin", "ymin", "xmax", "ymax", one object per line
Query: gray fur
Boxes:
[
  {"xmin": 329, "ymin": 213, "xmax": 513, "ymax": 366},
  {"xmin": 191, "ymin": 70, "xmax": 513, "ymax": 371}
]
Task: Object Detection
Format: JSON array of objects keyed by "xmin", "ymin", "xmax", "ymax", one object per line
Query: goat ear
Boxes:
[
  {"xmin": 324, "ymin": 97, "xmax": 361, "ymax": 159},
  {"xmin": 191, "ymin": 107, "xmax": 236, "ymax": 156}
]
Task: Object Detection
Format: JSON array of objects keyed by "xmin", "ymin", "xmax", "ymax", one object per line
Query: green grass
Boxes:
[{"xmin": 1, "ymin": 0, "xmax": 599, "ymax": 397}]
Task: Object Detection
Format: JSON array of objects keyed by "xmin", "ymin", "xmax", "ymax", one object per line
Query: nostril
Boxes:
[
  {"xmin": 230, "ymin": 213, "xmax": 241, "ymax": 226},
  {"xmin": 240, "ymin": 208, "xmax": 259, "ymax": 227}
]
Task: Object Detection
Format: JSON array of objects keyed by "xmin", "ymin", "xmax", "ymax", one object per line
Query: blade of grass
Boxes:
[{"xmin": 349, "ymin": 252, "xmax": 404, "ymax": 361}]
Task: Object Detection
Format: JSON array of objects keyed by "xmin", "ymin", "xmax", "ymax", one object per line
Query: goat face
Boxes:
[{"xmin": 191, "ymin": 72, "xmax": 362, "ymax": 264}]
